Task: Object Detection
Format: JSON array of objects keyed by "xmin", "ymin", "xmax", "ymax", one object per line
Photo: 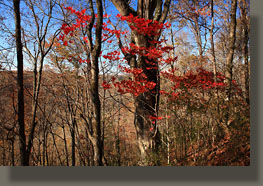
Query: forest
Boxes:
[{"xmin": 0, "ymin": 0, "xmax": 250, "ymax": 166}]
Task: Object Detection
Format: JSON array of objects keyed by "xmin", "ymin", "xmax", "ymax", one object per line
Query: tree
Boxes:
[
  {"xmin": 225, "ymin": 0, "xmax": 237, "ymax": 100},
  {"xmin": 209, "ymin": 0, "xmax": 217, "ymax": 79},
  {"xmin": 13, "ymin": 0, "xmax": 63, "ymax": 165},
  {"xmin": 13, "ymin": 0, "xmax": 26, "ymax": 166},
  {"xmin": 172, "ymin": 0, "xmax": 211, "ymax": 59},
  {"xmin": 59, "ymin": 0, "xmax": 104, "ymax": 165},
  {"xmin": 224, "ymin": 0, "xmax": 237, "ymax": 134},
  {"xmin": 238, "ymin": 0, "xmax": 249, "ymax": 104},
  {"xmin": 110, "ymin": 0, "xmax": 171, "ymax": 165}
]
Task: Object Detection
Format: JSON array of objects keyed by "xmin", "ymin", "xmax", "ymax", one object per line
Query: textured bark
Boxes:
[
  {"xmin": 225, "ymin": 0, "xmax": 238, "ymax": 100},
  {"xmin": 239, "ymin": 0, "xmax": 250, "ymax": 104},
  {"xmin": 224, "ymin": 0, "xmax": 238, "ymax": 135},
  {"xmin": 111, "ymin": 0, "xmax": 171, "ymax": 165},
  {"xmin": 134, "ymin": 51, "xmax": 161, "ymax": 165},
  {"xmin": 13, "ymin": 0, "xmax": 27, "ymax": 166},
  {"xmin": 210, "ymin": 0, "xmax": 217, "ymax": 78},
  {"xmin": 193, "ymin": 17, "xmax": 203, "ymax": 57},
  {"xmin": 85, "ymin": 0, "xmax": 103, "ymax": 166}
]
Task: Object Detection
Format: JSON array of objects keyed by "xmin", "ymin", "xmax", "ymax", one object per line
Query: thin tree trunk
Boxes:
[
  {"xmin": 210, "ymin": 0, "xmax": 217, "ymax": 78},
  {"xmin": 22, "ymin": 0, "xmax": 57, "ymax": 165},
  {"xmin": 50, "ymin": 128, "xmax": 63, "ymax": 165},
  {"xmin": 193, "ymin": 18, "xmax": 203, "ymax": 58},
  {"xmin": 62, "ymin": 126, "xmax": 69, "ymax": 166},
  {"xmin": 71, "ymin": 120, "xmax": 76, "ymax": 166},
  {"xmin": 13, "ymin": 0, "xmax": 27, "ymax": 166},
  {"xmin": 26, "ymin": 57, "xmax": 45, "ymax": 164},
  {"xmin": 42, "ymin": 133, "xmax": 46, "ymax": 166},
  {"xmin": 225, "ymin": 0, "xmax": 238, "ymax": 100},
  {"xmin": 45, "ymin": 133, "xmax": 49, "ymax": 166},
  {"xmin": 224, "ymin": 0, "xmax": 237, "ymax": 135},
  {"xmin": 11, "ymin": 138, "xmax": 15, "ymax": 166},
  {"xmin": 239, "ymin": 0, "xmax": 250, "ymax": 104},
  {"xmin": 85, "ymin": 0, "xmax": 103, "ymax": 166}
]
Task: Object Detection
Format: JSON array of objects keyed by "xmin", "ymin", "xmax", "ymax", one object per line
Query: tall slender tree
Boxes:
[
  {"xmin": 238, "ymin": 0, "xmax": 249, "ymax": 104},
  {"xmin": 210, "ymin": 0, "xmax": 217, "ymax": 78},
  {"xmin": 225, "ymin": 0, "xmax": 237, "ymax": 100},
  {"xmin": 13, "ymin": 0, "xmax": 26, "ymax": 165},
  {"xmin": 224, "ymin": 0, "xmax": 237, "ymax": 134},
  {"xmin": 84, "ymin": 0, "xmax": 104, "ymax": 166}
]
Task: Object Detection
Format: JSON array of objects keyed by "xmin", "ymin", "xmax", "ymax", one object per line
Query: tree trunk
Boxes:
[
  {"xmin": 225, "ymin": 0, "xmax": 238, "ymax": 100},
  {"xmin": 111, "ymin": 0, "xmax": 171, "ymax": 165},
  {"xmin": 224, "ymin": 0, "xmax": 238, "ymax": 135},
  {"xmin": 133, "ymin": 47, "xmax": 161, "ymax": 165},
  {"xmin": 71, "ymin": 121, "xmax": 76, "ymax": 166},
  {"xmin": 62, "ymin": 126, "xmax": 69, "ymax": 166},
  {"xmin": 86, "ymin": 0, "xmax": 103, "ymax": 166},
  {"xmin": 210, "ymin": 0, "xmax": 217, "ymax": 78},
  {"xmin": 239, "ymin": 0, "xmax": 250, "ymax": 104},
  {"xmin": 13, "ymin": 0, "xmax": 27, "ymax": 166}
]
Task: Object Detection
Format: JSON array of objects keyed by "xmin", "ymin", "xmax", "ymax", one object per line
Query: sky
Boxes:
[{"xmin": 0, "ymin": 0, "xmax": 234, "ymax": 71}]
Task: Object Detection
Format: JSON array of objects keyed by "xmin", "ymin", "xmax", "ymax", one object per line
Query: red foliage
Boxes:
[
  {"xmin": 101, "ymin": 81, "xmax": 111, "ymax": 90},
  {"xmin": 59, "ymin": 7, "xmax": 243, "ymax": 127}
]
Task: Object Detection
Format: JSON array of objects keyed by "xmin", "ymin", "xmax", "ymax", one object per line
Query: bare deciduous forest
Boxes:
[{"xmin": 0, "ymin": 0, "xmax": 250, "ymax": 166}]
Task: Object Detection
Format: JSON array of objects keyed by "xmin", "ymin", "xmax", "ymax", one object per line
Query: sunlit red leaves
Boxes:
[
  {"xmin": 63, "ymin": 41, "xmax": 68, "ymax": 46},
  {"xmin": 159, "ymin": 68, "xmax": 244, "ymax": 110},
  {"xmin": 78, "ymin": 58, "xmax": 90, "ymax": 64},
  {"xmin": 102, "ymin": 15, "xmax": 175, "ymax": 97},
  {"xmin": 120, "ymin": 43, "xmax": 175, "ymax": 63},
  {"xmin": 113, "ymin": 79, "xmax": 156, "ymax": 97},
  {"xmin": 162, "ymin": 68, "xmax": 227, "ymax": 92},
  {"xmin": 59, "ymin": 7, "xmax": 93, "ymax": 46},
  {"xmin": 101, "ymin": 81, "xmax": 111, "ymax": 90},
  {"xmin": 116, "ymin": 13, "xmax": 171, "ymax": 37},
  {"xmin": 59, "ymin": 7, "xmax": 175, "ymax": 98},
  {"xmin": 149, "ymin": 115, "xmax": 163, "ymax": 120},
  {"xmin": 148, "ymin": 115, "xmax": 171, "ymax": 126},
  {"xmin": 120, "ymin": 67, "xmax": 144, "ymax": 77},
  {"xmin": 102, "ymin": 50, "xmax": 121, "ymax": 61}
]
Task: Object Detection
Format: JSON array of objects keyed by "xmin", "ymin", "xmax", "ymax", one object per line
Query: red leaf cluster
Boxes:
[{"xmin": 117, "ymin": 13, "xmax": 171, "ymax": 37}]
